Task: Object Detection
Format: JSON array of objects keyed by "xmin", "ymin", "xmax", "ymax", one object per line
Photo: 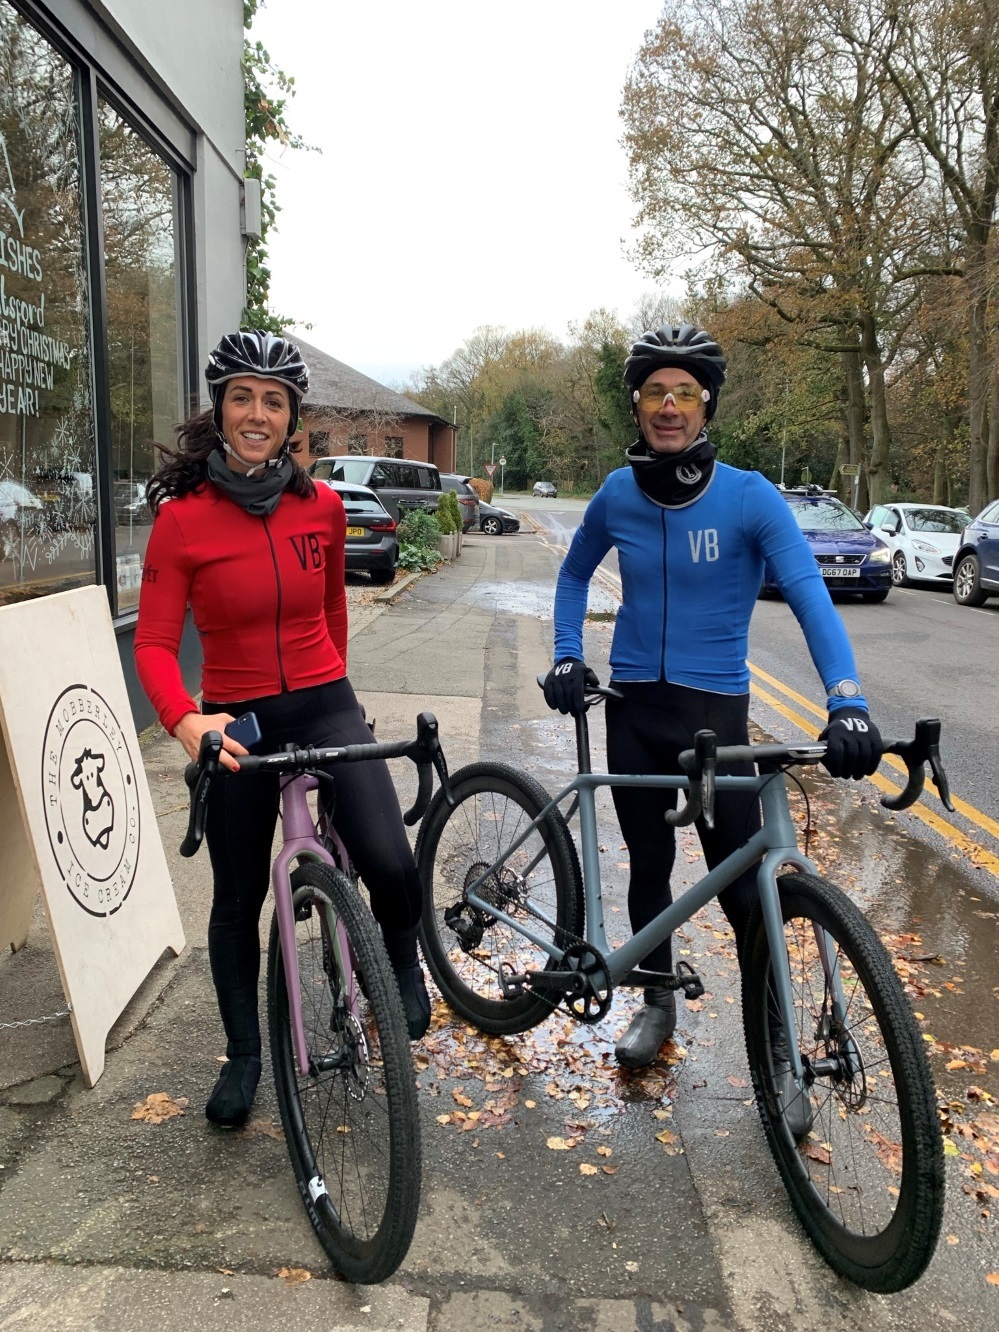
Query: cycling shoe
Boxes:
[
  {"xmin": 615, "ymin": 986, "xmax": 677, "ymax": 1068},
  {"xmin": 205, "ymin": 1054, "xmax": 261, "ymax": 1128}
]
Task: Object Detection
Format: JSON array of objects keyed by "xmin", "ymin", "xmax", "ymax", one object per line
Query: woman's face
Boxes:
[{"xmin": 220, "ymin": 377, "xmax": 293, "ymax": 473}]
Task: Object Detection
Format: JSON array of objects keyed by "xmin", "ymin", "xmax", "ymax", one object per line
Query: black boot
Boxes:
[
  {"xmin": 205, "ymin": 1054, "xmax": 261, "ymax": 1128},
  {"xmin": 769, "ymin": 1010, "xmax": 815, "ymax": 1142},
  {"xmin": 615, "ymin": 986, "xmax": 677, "ymax": 1068},
  {"xmin": 382, "ymin": 924, "xmax": 431, "ymax": 1041}
]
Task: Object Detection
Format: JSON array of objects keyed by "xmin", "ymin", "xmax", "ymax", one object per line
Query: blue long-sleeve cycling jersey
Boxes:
[{"xmin": 553, "ymin": 463, "xmax": 867, "ymax": 712}]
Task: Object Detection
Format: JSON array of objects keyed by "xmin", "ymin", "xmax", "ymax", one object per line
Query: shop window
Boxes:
[
  {"xmin": 384, "ymin": 435, "xmax": 404, "ymax": 458},
  {"xmin": 310, "ymin": 429, "xmax": 330, "ymax": 457},
  {"xmin": 347, "ymin": 432, "xmax": 369, "ymax": 455},
  {"xmin": 0, "ymin": 2, "xmax": 97, "ymax": 606},
  {"xmin": 100, "ymin": 98, "xmax": 183, "ymax": 611}
]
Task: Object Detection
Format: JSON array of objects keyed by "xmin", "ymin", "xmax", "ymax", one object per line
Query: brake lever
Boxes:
[
  {"xmin": 880, "ymin": 718, "xmax": 954, "ymax": 813},
  {"xmin": 669, "ymin": 730, "xmax": 717, "ymax": 828},
  {"xmin": 179, "ymin": 730, "xmax": 224, "ymax": 857},
  {"xmin": 402, "ymin": 712, "xmax": 447, "ymax": 825}
]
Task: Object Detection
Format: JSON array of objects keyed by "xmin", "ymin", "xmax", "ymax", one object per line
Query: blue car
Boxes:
[
  {"xmin": 952, "ymin": 500, "xmax": 999, "ymax": 606},
  {"xmin": 761, "ymin": 486, "xmax": 892, "ymax": 603}
]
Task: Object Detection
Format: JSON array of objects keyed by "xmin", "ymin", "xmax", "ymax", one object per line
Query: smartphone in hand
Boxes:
[{"xmin": 224, "ymin": 711, "xmax": 262, "ymax": 750}]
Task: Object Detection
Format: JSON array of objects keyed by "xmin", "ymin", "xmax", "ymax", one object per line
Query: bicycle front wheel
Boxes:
[
  {"xmin": 417, "ymin": 762, "xmax": 583, "ymax": 1034},
  {"xmin": 743, "ymin": 872, "xmax": 944, "ymax": 1291},
  {"xmin": 267, "ymin": 863, "xmax": 421, "ymax": 1284}
]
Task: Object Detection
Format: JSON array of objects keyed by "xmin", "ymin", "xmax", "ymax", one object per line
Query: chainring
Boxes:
[{"xmin": 560, "ymin": 942, "xmax": 612, "ymax": 1024}]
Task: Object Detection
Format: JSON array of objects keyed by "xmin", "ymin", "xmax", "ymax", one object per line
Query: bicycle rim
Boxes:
[
  {"xmin": 268, "ymin": 864, "xmax": 421, "ymax": 1283},
  {"xmin": 743, "ymin": 872, "xmax": 944, "ymax": 1291},
  {"xmin": 417, "ymin": 762, "xmax": 582, "ymax": 1034}
]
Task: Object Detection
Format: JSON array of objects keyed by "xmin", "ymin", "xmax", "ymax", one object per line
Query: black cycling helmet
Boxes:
[
  {"xmin": 624, "ymin": 323, "xmax": 727, "ymax": 420},
  {"xmin": 205, "ymin": 330, "xmax": 309, "ymax": 434}
]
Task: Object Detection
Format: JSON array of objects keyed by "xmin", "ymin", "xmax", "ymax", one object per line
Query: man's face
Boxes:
[{"xmin": 634, "ymin": 367, "xmax": 709, "ymax": 454}]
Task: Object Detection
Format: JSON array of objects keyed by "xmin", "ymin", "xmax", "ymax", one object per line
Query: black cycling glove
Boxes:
[
  {"xmin": 543, "ymin": 657, "xmax": 599, "ymax": 717},
  {"xmin": 820, "ymin": 707, "xmax": 883, "ymax": 781}
]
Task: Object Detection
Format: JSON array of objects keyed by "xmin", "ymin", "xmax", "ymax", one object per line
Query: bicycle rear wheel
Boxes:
[
  {"xmin": 742, "ymin": 872, "xmax": 943, "ymax": 1291},
  {"xmin": 267, "ymin": 863, "xmax": 420, "ymax": 1283},
  {"xmin": 416, "ymin": 762, "xmax": 583, "ymax": 1034}
]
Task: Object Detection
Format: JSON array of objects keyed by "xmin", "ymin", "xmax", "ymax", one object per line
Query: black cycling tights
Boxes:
[
  {"xmin": 203, "ymin": 678, "xmax": 422, "ymax": 1059},
  {"xmin": 606, "ymin": 681, "xmax": 761, "ymax": 975}
]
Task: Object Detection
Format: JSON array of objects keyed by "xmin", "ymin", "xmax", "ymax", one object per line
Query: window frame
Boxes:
[{"xmin": 4, "ymin": 0, "xmax": 195, "ymax": 623}]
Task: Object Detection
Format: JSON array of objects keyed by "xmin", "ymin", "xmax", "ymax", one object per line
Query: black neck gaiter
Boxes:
[
  {"xmin": 625, "ymin": 430, "xmax": 717, "ymax": 508},
  {"xmin": 206, "ymin": 448, "xmax": 295, "ymax": 516}
]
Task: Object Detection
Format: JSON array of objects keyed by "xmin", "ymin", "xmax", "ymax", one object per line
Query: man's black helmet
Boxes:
[
  {"xmin": 206, "ymin": 331, "xmax": 309, "ymax": 433},
  {"xmin": 624, "ymin": 323, "xmax": 727, "ymax": 420}
]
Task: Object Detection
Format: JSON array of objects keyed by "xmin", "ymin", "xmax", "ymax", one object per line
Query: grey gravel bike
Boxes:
[
  {"xmin": 181, "ymin": 712, "xmax": 447, "ymax": 1283},
  {"xmin": 416, "ymin": 680, "xmax": 952, "ymax": 1292}
]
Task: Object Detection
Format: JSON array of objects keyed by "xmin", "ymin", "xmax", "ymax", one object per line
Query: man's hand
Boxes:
[
  {"xmin": 543, "ymin": 658, "xmax": 599, "ymax": 717},
  {"xmin": 820, "ymin": 707, "xmax": 883, "ymax": 781}
]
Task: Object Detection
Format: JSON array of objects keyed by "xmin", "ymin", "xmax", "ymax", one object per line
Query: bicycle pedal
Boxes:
[
  {"xmin": 676, "ymin": 960, "xmax": 704, "ymax": 1000},
  {"xmin": 497, "ymin": 962, "xmax": 527, "ymax": 999}
]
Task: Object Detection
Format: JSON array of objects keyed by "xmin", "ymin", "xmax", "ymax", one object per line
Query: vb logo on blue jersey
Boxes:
[{"xmin": 688, "ymin": 529, "xmax": 719, "ymax": 563}]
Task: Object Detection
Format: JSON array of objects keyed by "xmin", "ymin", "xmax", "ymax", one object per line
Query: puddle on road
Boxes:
[
  {"xmin": 460, "ymin": 579, "xmax": 618, "ymax": 619},
  {"xmin": 787, "ymin": 769, "xmax": 999, "ymax": 1117}
]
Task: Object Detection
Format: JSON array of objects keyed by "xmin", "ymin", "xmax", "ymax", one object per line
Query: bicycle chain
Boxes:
[{"xmin": 453, "ymin": 861, "xmax": 606, "ymax": 1021}]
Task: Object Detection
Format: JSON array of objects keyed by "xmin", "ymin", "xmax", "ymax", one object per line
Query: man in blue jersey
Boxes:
[{"xmin": 543, "ymin": 324, "xmax": 882, "ymax": 1081}]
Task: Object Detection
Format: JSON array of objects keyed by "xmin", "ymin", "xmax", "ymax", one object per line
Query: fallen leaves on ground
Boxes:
[
  {"xmin": 274, "ymin": 1267, "xmax": 311, "ymax": 1285},
  {"xmin": 238, "ymin": 1119, "xmax": 284, "ymax": 1141},
  {"xmin": 131, "ymin": 1092, "xmax": 188, "ymax": 1124}
]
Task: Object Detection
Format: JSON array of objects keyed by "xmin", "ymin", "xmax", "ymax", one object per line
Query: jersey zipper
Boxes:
[
  {"xmin": 659, "ymin": 508, "xmax": 668, "ymax": 681},
  {"xmin": 262, "ymin": 514, "xmax": 288, "ymax": 692}
]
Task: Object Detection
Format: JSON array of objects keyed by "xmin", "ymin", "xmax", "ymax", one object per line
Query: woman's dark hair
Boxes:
[{"xmin": 146, "ymin": 410, "xmax": 316, "ymax": 514}]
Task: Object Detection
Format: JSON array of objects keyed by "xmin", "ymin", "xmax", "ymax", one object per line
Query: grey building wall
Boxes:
[{"xmin": 89, "ymin": 0, "xmax": 247, "ymax": 371}]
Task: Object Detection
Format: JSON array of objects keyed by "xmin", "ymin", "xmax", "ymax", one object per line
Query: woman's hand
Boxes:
[{"xmin": 173, "ymin": 711, "xmax": 247, "ymax": 772}]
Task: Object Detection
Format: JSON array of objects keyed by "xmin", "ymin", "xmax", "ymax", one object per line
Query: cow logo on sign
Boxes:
[{"xmin": 41, "ymin": 684, "xmax": 140, "ymax": 917}]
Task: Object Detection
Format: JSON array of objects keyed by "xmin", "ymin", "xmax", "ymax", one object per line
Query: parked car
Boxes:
[
  {"xmin": 113, "ymin": 480, "xmax": 151, "ymax": 524},
  {"xmin": 320, "ymin": 480, "xmax": 398, "ymax": 584},
  {"xmin": 439, "ymin": 473, "xmax": 480, "ymax": 532},
  {"xmin": 533, "ymin": 480, "xmax": 557, "ymax": 498},
  {"xmin": 761, "ymin": 485, "xmax": 892, "ymax": 602},
  {"xmin": 0, "ymin": 481, "xmax": 45, "ymax": 556},
  {"xmin": 309, "ymin": 456, "xmax": 441, "ymax": 523},
  {"xmin": 863, "ymin": 502, "xmax": 967, "ymax": 587},
  {"xmin": 478, "ymin": 500, "xmax": 520, "ymax": 535},
  {"xmin": 951, "ymin": 500, "xmax": 999, "ymax": 606}
]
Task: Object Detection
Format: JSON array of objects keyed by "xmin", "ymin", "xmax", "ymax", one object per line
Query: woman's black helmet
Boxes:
[
  {"xmin": 205, "ymin": 331, "xmax": 309, "ymax": 434},
  {"xmin": 624, "ymin": 323, "xmax": 727, "ymax": 420}
]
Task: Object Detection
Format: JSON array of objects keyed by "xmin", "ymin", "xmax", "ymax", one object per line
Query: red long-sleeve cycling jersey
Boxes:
[{"xmin": 134, "ymin": 481, "xmax": 348, "ymax": 734}]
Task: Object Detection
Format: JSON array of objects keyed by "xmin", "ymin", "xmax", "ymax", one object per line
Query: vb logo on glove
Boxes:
[
  {"xmin": 554, "ymin": 661, "xmax": 574, "ymax": 677},
  {"xmin": 839, "ymin": 717, "xmax": 869, "ymax": 733}
]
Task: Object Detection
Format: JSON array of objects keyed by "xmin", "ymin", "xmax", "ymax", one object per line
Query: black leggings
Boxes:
[
  {"xmin": 606, "ymin": 681, "xmax": 761, "ymax": 974},
  {"xmin": 203, "ymin": 677, "xmax": 422, "ymax": 1058}
]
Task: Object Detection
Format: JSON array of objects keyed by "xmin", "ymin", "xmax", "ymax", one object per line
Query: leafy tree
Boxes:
[{"xmin": 242, "ymin": 0, "xmax": 314, "ymax": 332}]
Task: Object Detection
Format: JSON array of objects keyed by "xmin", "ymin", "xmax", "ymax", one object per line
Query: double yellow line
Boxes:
[{"xmin": 749, "ymin": 664, "xmax": 999, "ymax": 879}]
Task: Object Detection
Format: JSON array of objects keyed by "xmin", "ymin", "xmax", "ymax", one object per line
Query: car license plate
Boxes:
[
  {"xmin": 345, "ymin": 526, "xmax": 364, "ymax": 537},
  {"xmin": 820, "ymin": 566, "xmax": 859, "ymax": 578}
]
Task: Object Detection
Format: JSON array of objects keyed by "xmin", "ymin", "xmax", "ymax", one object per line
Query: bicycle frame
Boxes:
[
  {"xmin": 459, "ymin": 764, "xmax": 849, "ymax": 1086},
  {"xmin": 270, "ymin": 773, "xmax": 358, "ymax": 1078}
]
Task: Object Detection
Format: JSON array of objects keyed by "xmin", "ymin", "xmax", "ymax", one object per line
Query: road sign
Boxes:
[
  {"xmin": 800, "ymin": 467, "xmax": 812, "ymax": 483},
  {"xmin": 840, "ymin": 463, "xmax": 860, "ymax": 476},
  {"xmin": 498, "ymin": 456, "xmax": 507, "ymax": 467},
  {"xmin": 484, "ymin": 462, "xmax": 496, "ymax": 477}
]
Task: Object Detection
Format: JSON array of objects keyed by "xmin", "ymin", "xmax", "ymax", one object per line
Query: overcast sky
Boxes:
[{"xmin": 250, "ymin": 0, "xmax": 670, "ymax": 385}]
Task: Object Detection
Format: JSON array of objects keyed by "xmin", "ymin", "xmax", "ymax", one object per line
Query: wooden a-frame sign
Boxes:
[{"xmin": 0, "ymin": 585, "xmax": 185, "ymax": 1085}]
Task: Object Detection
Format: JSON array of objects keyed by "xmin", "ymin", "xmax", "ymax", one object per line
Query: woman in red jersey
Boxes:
[{"xmin": 135, "ymin": 331, "xmax": 429, "ymax": 1128}]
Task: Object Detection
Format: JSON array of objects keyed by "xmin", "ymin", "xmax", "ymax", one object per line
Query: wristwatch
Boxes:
[{"xmin": 828, "ymin": 679, "xmax": 862, "ymax": 700}]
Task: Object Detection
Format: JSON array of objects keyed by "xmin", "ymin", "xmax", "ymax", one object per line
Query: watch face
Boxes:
[{"xmin": 834, "ymin": 680, "xmax": 861, "ymax": 698}]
